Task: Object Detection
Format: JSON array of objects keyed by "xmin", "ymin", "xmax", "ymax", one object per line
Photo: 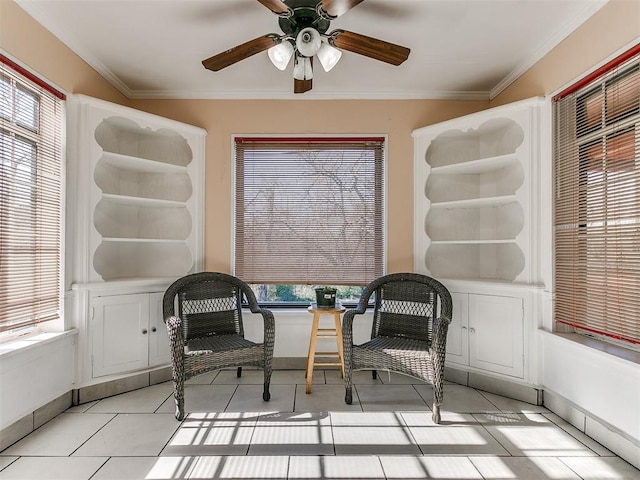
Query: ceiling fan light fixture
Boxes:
[
  {"xmin": 296, "ymin": 27, "xmax": 322, "ymax": 57},
  {"xmin": 317, "ymin": 41, "xmax": 342, "ymax": 72},
  {"xmin": 268, "ymin": 40, "xmax": 294, "ymax": 70},
  {"xmin": 293, "ymin": 54, "xmax": 313, "ymax": 81}
]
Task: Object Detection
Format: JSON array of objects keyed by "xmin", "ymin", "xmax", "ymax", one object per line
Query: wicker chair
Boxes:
[
  {"xmin": 163, "ymin": 272, "xmax": 275, "ymax": 420},
  {"xmin": 342, "ymin": 273, "xmax": 452, "ymax": 423}
]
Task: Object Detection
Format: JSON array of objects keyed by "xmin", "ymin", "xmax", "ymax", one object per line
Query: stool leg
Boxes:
[
  {"xmin": 334, "ymin": 313, "xmax": 345, "ymax": 378},
  {"xmin": 306, "ymin": 313, "xmax": 320, "ymax": 394}
]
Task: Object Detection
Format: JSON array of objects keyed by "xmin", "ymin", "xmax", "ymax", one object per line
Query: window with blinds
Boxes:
[
  {"xmin": 0, "ymin": 56, "xmax": 65, "ymax": 333},
  {"xmin": 553, "ymin": 45, "xmax": 640, "ymax": 346},
  {"xmin": 234, "ymin": 137, "xmax": 384, "ymax": 303}
]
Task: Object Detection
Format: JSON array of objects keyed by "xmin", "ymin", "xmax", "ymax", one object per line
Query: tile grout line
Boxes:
[
  {"xmin": 85, "ymin": 456, "xmax": 110, "ymax": 480},
  {"xmin": 66, "ymin": 412, "xmax": 119, "ymax": 458}
]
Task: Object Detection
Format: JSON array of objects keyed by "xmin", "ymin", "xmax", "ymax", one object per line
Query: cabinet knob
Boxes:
[
  {"xmin": 469, "ymin": 327, "xmax": 476, "ymax": 333},
  {"xmin": 151, "ymin": 327, "xmax": 157, "ymax": 332},
  {"xmin": 142, "ymin": 329, "xmax": 148, "ymax": 335},
  {"xmin": 461, "ymin": 326, "xmax": 467, "ymax": 330}
]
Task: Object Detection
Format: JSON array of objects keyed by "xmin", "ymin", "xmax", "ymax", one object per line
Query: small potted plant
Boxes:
[{"xmin": 314, "ymin": 286, "xmax": 337, "ymax": 308}]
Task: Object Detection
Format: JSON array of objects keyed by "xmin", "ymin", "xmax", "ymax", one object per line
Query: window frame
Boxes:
[
  {"xmin": 231, "ymin": 134, "xmax": 387, "ymax": 308},
  {"xmin": 0, "ymin": 54, "xmax": 66, "ymax": 338},
  {"xmin": 552, "ymin": 45, "xmax": 640, "ymax": 348}
]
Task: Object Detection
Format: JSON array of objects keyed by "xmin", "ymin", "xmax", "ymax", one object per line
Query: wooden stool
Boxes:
[{"xmin": 305, "ymin": 304, "xmax": 346, "ymax": 394}]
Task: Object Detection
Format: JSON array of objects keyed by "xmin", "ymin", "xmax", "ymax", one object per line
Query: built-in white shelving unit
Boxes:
[
  {"xmin": 413, "ymin": 97, "xmax": 545, "ymax": 389},
  {"xmin": 66, "ymin": 95, "xmax": 206, "ymax": 387},
  {"xmin": 414, "ymin": 99, "xmax": 543, "ymax": 283}
]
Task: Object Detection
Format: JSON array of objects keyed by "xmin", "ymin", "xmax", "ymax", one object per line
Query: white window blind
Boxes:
[
  {"xmin": 553, "ymin": 45, "xmax": 640, "ymax": 346},
  {"xmin": 235, "ymin": 137, "xmax": 384, "ymax": 286},
  {"xmin": 0, "ymin": 55, "xmax": 65, "ymax": 333}
]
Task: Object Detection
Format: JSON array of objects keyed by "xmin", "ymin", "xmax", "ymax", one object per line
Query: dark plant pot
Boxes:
[{"xmin": 315, "ymin": 287, "xmax": 337, "ymax": 308}]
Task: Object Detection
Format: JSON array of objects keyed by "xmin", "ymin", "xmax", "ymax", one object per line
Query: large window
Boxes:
[
  {"xmin": 553, "ymin": 46, "xmax": 640, "ymax": 347},
  {"xmin": 0, "ymin": 56, "xmax": 65, "ymax": 334},
  {"xmin": 234, "ymin": 136, "xmax": 385, "ymax": 305}
]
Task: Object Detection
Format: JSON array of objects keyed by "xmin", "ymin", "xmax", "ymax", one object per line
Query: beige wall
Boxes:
[
  {"xmin": 0, "ymin": 0, "xmax": 128, "ymax": 104},
  {"xmin": 129, "ymin": 99, "xmax": 487, "ymax": 273}
]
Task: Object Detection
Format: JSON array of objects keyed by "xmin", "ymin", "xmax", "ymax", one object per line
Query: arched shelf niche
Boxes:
[
  {"xmin": 423, "ymin": 117, "xmax": 526, "ymax": 282},
  {"xmin": 92, "ymin": 116, "xmax": 195, "ymax": 280}
]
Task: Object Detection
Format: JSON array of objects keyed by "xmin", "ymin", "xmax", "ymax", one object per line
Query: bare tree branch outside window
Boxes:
[{"xmin": 235, "ymin": 138, "xmax": 384, "ymax": 305}]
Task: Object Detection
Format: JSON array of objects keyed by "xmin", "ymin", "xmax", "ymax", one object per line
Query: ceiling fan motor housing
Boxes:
[{"xmin": 279, "ymin": 0, "xmax": 331, "ymax": 38}]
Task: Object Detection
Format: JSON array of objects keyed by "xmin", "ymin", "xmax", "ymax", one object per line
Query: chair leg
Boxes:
[
  {"xmin": 174, "ymin": 376, "xmax": 185, "ymax": 421},
  {"xmin": 432, "ymin": 404, "xmax": 441, "ymax": 424},
  {"xmin": 175, "ymin": 397, "xmax": 185, "ymax": 421},
  {"xmin": 344, "ymin": 362, "xmax": 353, "ymax": 404},
  {"xmin": 237, "ymin": 367, "xmax": 242, "ymax": 378},
  {"xmin": 345, "ymin": 386, "xmax": 353, "ymax": 404},
  {"xmin": 263, "ymin": 382, "xmax": 271, "ymax": 401},
  {"xmin": 432, "ymin": 378, "xmax": 444, "ymax": 424},
  {"xmin": 263, "ymin": 352, "xmax": 273, "ymax": 401},
  {"xmin": 171, "ymin": 358, "xmax": 185, "ymax": 421}
]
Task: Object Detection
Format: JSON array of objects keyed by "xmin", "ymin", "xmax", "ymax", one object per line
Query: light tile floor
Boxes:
[{"xmin": 1, "ymin": 369, "xmax": 639, "ymax": 479}]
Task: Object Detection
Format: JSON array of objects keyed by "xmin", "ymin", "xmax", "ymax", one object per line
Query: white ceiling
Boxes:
[{"xmin": 16, "ymin": 0, "xmax": 607, "ymax": 100}]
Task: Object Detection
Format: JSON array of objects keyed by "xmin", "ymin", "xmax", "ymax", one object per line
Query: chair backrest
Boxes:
[
  {"xmin": 163, "ymin": 272, "xmax": 259, "ymax": 341},
  {"xmin": 366, "ymin": 273, "xmax": 452, "ymax": 343}
]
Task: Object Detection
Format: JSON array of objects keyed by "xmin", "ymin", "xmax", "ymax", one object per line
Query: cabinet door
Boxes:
[
  {"xmin": 445, "ymin": 292, "xmax": 469, "ymax": 366},
  {"xmin": 468, "ymin": 294, "xmax": 524, "ymax": 378},
  {"xmin": 92, "ymin": 294, "xmax": 149, "ymax": 377},
  {"xmin": 148, "ymin": 292, "xmax": 171, "ymax": 367}
]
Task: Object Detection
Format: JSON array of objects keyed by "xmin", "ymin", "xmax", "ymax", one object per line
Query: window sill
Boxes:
[
  {"xmin": 245, "ymin": 307, "xmax": 312, "ymax": 316},
  {"xmin": 0, "ymin": 329, "xmax": 78, "ymax": 360},
  {"xmin": 548, "ymin": 331, "xmax": 640, "ymax": 366}
]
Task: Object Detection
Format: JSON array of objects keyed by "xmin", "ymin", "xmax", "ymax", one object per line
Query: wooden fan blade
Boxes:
[
  {"xmin": 321, "ymin": 0, "xmax": 365, "ymax": 18},
  {"xmin": 256, "ymin": 0, "xmax": 291, "ymax": 15},
  {"xmin": 202, "ymin": 35, "xmax": 279, "ymax": 71},
  {"xmin": 294, "ymin": 78, "xmax": 312, "ymax": 94},
  {"xmin": 329, "ymin": 29, "xmax": 410, "ymax": 66}
]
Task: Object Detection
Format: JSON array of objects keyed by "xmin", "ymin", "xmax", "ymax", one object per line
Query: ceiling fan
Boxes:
[{"xmin": 202, "ymin": 0, "xmax": 411, "ymax": 94}]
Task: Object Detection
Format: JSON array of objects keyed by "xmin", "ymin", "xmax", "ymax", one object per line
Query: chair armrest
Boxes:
[
  {"xmin": 259, "ymin": 308, "xmax": 276, "ymax": 339},
  {"xmin": 432, "ymin": 315, "xmax": 451, "ymax": 348},
  {"xmin": 165, "ymin": 316, "xmax": 185, "ymax": 384},
  {"xmin": 165, "ymin": 316, "xmax": 184, "ymax": 350},
  {"xmin": 242, "ymin": 305, "xmax": 276, "ymax": 348},
  {"xmin": 342, "ymin": 309, "xmax": 361, "ymax": 347},
  {"xmin": 342, "ymin": 309, "xmax": 356, "ymax": 333},
  {"xmin": 244, "ymin": 292, "xmax": 275, "ymax": 333},
  {"xmin": 342, "ymin": 279, "xmax": 377, "ymax": 344}
]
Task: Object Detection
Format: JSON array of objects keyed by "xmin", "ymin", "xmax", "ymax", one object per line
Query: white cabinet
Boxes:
[
  {"xmin": 147, "ymin": 292, "xmax": 170, "ymax": 368},
  {"xmin": 413, "ymin": 97, "xmax": 543, "ymax": 284},
  {"xmin": 447, "ymin": 292, "xmax": 524, "ymax": 378},
  {"xmin": 91, "ymin": 292, "xmax": 168, "ymax": 378},
  {"xmin": 444, "ymin": 292, "xmax": 470, "ymax": 366},
  {"xmin": 67, "ymin": 95, "xmax": 205, "ymax": 385}
]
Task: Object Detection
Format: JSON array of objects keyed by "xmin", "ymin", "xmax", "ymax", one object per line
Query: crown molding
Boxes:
[
  {"xmin": 490, "ymin": 0, "xmax": 609, "ymax": 100},
  {"xmin": 127, "ymin": 89, "xmax": 491, "ymax": 101},
  {"xmin": 16, "ymin": 0, "xmax": 134, "ymax": 98}
]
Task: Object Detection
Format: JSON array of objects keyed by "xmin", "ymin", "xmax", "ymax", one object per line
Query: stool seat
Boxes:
[{"xmin": 306, "ymin": 304, "xmax": 346, "ymax": 394}]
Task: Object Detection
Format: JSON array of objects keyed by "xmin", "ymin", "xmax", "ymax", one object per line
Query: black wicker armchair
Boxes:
[
  {"xmin": 163, "ymin": 272, "xmax": 275, "ymax": 420},
  {"xmin": 342, "ymin": 273, "xmax": 453, "ymax": 423}
]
